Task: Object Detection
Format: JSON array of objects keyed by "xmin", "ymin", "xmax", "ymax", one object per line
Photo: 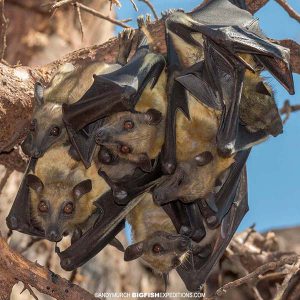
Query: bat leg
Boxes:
[{"xmin": 117, "ymin": 28, "xmax": 135, "ymax": 66}]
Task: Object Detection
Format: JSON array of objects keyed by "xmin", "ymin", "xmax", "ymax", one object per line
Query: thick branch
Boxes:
[{"xmin": 0, "ymin": 236, "xmax": 96, "ymax": 300}]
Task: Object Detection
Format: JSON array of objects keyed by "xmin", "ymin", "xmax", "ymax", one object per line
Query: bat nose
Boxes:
[
  {"xmin": 178, "ymin": 237, "xmax": 191, "ymax": 252},
  {"xmin": 47, "ymin": 230, "xmax": 62, "ymax": 242},
  {"xmin": 95, "ymin": 129, "xmax": 109, "ymax": 144}
]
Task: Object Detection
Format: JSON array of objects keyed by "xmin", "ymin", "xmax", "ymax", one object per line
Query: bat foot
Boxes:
[
  {"xmin": 6, "ymin": 215, "xmax": 18, "ymax": 230},
  {"xmin": 117, "ymin": 28, "xmax": 135, "ymax": 65},
  {"xmin": 217, "ymin": 142, "xmax": 235, "ymax": 158},
  {"xmin": 161, "ymin": 161, "xmax": 176, "ymax": 175}
]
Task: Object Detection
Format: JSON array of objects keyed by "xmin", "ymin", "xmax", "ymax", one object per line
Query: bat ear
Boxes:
[
  {"xmin": 72, "ymin": 179, "xmax": 92, "ymax": 200},
  {"xmin": 27, "ymin": 174, "xmax": 44, "ymax": 193},
  {"xmin": 34, "ymin": 82, "xmax": 44, "ymax": 107},
  {"xmin": 137, "ymin": 153, "xmax": 152, "ymax": 172},
  {"xmin": 124, "ymin": 241, "xmax": 144, "ymax": 261},
  {"xmin": 144, "ymin": 109, "xmax": 162, "ymax": 125}
]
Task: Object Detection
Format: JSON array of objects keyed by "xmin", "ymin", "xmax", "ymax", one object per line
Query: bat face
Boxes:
[
  {"xmin": 95, "ymin": 109, "xmax": 163, "ymax": 171},
  {"xmin": 124, "ymin": 231, "xmax": 191, "ymax": 273},
  {"xmin": 27, "ymin": 173, "xmax": 93, "ymax": 242},
  {"xmin": 240, "ymin": 75, "xmax": 283, "ymax": 137},
  {"xmin": 22, "ymin": 102, "xmax": 67, "ymax": 158},
  {"xmin": 153, "ymin": 151, "xmax": 234, "ymax": 205}
]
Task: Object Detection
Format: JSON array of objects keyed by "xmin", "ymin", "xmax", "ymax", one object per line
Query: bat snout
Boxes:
[
  {"xmin": 95, "ymin": 129, "xmax": 110, "ymax": 144},
  {"xmin": 46, "ymin": 227, "xmax": 63, "ymax": 242}
]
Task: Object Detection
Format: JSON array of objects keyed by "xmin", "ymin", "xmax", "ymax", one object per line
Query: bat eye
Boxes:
[
  {"xmin": 63, "ymin": 202, "xmax": 74, "ymax": 215},
  {"xmin": 123, "ymin": 120, "xmax": 134, "ymax": 130},
  {"xmin": 38, "ymin": 201, "xmax": 48, "ymax": 213},
  {"xmin": 152, "ymin": 243, "xmax": 163, "ymax": 254},
  {"xmin": 119, "ymin": 144, "xmax": 132, "ymax": 154},
  {"xmin": 29, "ymin": 120, "xmax": 36, "ymax": 132},
  {"xmin": 50, "ymin": 126, "xmax": 60, "ymax": 137}
]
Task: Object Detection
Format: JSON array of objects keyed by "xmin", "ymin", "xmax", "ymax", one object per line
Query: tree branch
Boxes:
[
  {"xmin": 0, "ymin": 236, "xmax": 97, "ymax": 300},
  {"xmin": 275, "ymin": 0, "xmax": 300, "ymax": 24}
]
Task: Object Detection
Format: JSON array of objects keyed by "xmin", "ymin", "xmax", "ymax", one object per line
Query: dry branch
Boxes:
[
  {"xmin": 0, "ymin": 236, "xmax": 96, "ymax": 300},
  {"xmin": 216, "ymin": 255, "xmax": 299, "ymax": 297},
  {"xmin": 275, "ymin": 0, "xmax": 300, "ymax": 24},
  {"xmin": 139, "ymin": 0, "xmax": 159, "ymax": 20}
]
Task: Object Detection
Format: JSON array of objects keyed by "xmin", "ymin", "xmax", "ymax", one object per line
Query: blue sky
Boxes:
[{"xmin": 117, "ymin": 0, "xmax": 300, "ymax": 232}]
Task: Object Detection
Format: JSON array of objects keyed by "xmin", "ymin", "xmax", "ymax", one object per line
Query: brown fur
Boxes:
[{"xmin": 29, "ymin": 146, "xmax": 109, "ymax": 238}]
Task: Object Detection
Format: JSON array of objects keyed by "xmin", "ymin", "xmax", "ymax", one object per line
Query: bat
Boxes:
[
  {"xmin": 161, "ymin": 0, "xmax": 294, "ymax": 174},
  {"xmin": 56, "ymin": 157, "xmax": 163, "ymax": 271},
  {"xmin": 177, "ymin": 165, "xmax": 249, "ymax": 291},
  {"xmin": 62, "ymin": 30, "xmax": 166, "ymax": 167}
]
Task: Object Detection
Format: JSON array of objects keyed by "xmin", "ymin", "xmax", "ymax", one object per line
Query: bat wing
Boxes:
[
  {"xmin": 6, "ymin": 159, "xmax": 45, "ymax": 237},
  {"xmin": 65, "ymin": 119, "xmax": 103, "ymax": 168},
  {"xmin": 177, "ymin": 166, "xmax": 248, "ymax": 291},
  {"xmin": 57, "ymin": 160, "xmax": 162, "ymax": 271},
  {"xmin": 164, "ymin": 0, "xmax": 293, "ymax": 158}
]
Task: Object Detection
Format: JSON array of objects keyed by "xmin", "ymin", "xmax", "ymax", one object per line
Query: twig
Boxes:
[
  {"xmin": 0, "ymin": 237, "xmax": 96, "ymax": 299},
  {"xmin": 215, "ymin": 255, "xmax": 299, "ymax": 297},
  {"xmin": 0, "ymin": 0, "xmax": 8, "ymax": 60},
  {"xmin": 73, "ymin": 2, "xmax": 131, "ymax": 28},
  {"xmin": 280, "ymin": 100, "xmax": 300, "ymax": 124},
  {"xmin": 21, "ymin": 283, "xmax": 38, "ymax": 300},
  {"xmin": 273, "ymin": 259, "xmax": 300, "ymax": 300},
  {"xmin": 74, "ymin": 2, "xmax": 84, "ymax": 40},
  {"xmin": 139, "ymin": 0, "xmax": 159, "ymax": 20},
  {"xmin": 109, "ymin": 0, "xmax": 121, "ymax": 10},
  {"xmin": 0, "ymin": 167, "xmax": 12, "ymax": 194},
  {"xmin": 129, "ymin": 0, "xmax": 138, "ymax": 11},
  {"xmin": 51, "ymin": 0, "xmax": 75, "ymax": 10},
  {"xmin": 275, "ymin": 0, "xmax": 300, "ymax": 24}
]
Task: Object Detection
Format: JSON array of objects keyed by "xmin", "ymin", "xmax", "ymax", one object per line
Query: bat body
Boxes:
[
  {"xmin": 154, "ymin": 95, "xmax": 235, "ymax": 205},
  {"xmin": 125, "ymin": 193, "xmax": 191, "ymax": 274},
  {"xmin": 161, "ymin": 0, "xmax": 294, "ymax": 174}
]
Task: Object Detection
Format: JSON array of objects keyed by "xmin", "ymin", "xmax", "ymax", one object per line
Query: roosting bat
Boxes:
[
  {"xmin": 62, "ymin": 27, "xmax": 166, "ymax": 167},
  {"xmin": 161, "ymin": 0, "xmax": 294, "ymax": 174}
]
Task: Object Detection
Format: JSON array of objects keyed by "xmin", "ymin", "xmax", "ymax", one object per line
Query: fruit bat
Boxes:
[
  {"xmin": 161, "ymin": 0, "xmax": 294, "ymax": 174},
  {"xmin": 62, "ymin": 30, "xmax": 166, "ymax": 167},
  {"xmin": 177, "ymin": 163, "xmax": 249, "ymax": 291},
  {"xmin": 56, "ymin": 157, "xmax": 163, "ymax": 271}
]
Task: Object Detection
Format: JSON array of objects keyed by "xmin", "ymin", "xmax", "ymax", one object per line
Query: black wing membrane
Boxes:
[
  {"xmin": 6, "ymin": 158, "xmax": 45, "ymax": 237},
  {"xmin": 177, "ymin": 166, "xmax": 248, "ymax": 291},
  {"xmin": 57, "ymin": 159, "xmax": 162, "ymax": 271},
  {"xmin": 162, "ymin": 0, "xmax": 294, "ymax": 168}
]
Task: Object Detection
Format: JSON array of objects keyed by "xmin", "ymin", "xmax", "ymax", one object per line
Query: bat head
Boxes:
[
  {"xmin": 97, "ymin": 146, "xmax": 138, "ymax": 181},
  {"xmin": 27, "ymin": 172, "xmax": 93, "ymax": 242},
  {"xmin": 21, "ymin": 83, "xmax": 68, "ymax": 158},
  {"xmin": 153, "ymin": 151, "xmax": 234, "ymax": 205},
  {"xmin": 95, "ymin": 109, "xmax": 163, "ymax": 172},
  {"xmin": 124, "ymin": 231, "xmax": 191, "ymax": 273}
]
